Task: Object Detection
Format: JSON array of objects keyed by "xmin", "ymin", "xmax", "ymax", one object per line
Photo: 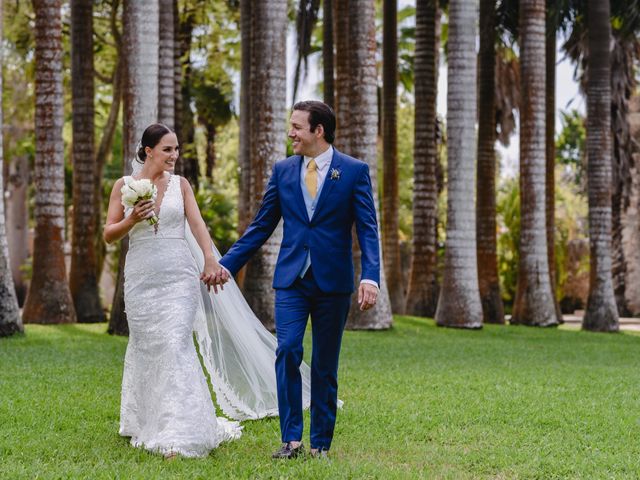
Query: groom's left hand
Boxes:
[{"xmin": 358, "ymin": 283, "xmax": 378, "ymax": 311}]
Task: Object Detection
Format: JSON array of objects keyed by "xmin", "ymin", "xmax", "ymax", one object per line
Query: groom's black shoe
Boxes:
[{"xmin": 272, "ymin": 442, "xmax": 305, "ymax": 459}]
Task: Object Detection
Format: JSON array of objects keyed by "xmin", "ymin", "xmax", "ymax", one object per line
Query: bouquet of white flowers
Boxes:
[{"xmin": 121, "ymin": 178, "xmax": 159, "ymax": 232}]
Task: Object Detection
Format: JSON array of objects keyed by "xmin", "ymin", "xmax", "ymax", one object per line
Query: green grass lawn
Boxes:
[{"xmin": 1, "ymin": 317, "xmax": 639, "ymax": 479}]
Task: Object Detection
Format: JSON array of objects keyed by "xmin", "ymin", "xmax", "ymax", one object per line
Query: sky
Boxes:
[{"xmin": 285, "ymin": 8, "xmax": 585, "ymax": 178}]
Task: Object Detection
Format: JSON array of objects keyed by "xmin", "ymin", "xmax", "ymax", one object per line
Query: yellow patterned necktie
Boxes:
[{"xmin": 305, "ymin": 158, "xmax": 318, "ymax": 199}]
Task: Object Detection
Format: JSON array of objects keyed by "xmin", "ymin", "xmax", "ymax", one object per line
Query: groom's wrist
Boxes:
[{"xmin": 360, "ymin": 279, "xmax": 379, "ymax": 290}]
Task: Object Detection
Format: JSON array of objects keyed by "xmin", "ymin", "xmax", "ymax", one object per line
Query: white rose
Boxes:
[{"xmin": 120, "ymin": 183, "xmax": 139, "ymax": 208}]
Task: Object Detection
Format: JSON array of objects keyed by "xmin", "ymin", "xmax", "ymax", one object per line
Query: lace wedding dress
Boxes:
[{"xmin": 120, "ymin": 174, "xmax": 242, "ymax": 457}]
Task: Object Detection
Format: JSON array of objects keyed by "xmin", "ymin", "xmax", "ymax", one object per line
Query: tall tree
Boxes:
[
  {"xmin": 562, "ymin": 0, "xmax": 640, "ymax": 318},
  {"xmin": 323, "ymin": 0, "xmax": 335, "ymax": 108},
  {"xmin": 22, "ymin": 0, "xmax": 77, "ymax": 325},
  {"xmin": 236, "ymin": 0, "xmax": 252, "ymax": 289},
  {"xmin": 5, "ymin": 154, "xmax": 29, "ymax": 306},
  {"xmin": 476, "ymin": 0, "xmax": 504, "ymax": 324},
  {"xmin": 241, "ymin": 0, "xmax": 287, "ymax": 330},
  {"xmin": 381, "ymin": 0, "xmax": 404, "ymax": 313},
  {"xmin": 158, "ymin": 0, "xmax": 175, "ymax": 128},
  {"xmin": 333, "ymin": 0, "xmax": 351, "ymax": 154},
  {"xmin": 93, "ymin": 0, "xmax": 123, "ymax": 284},
  {"xmin": 292, "ymin": 0, "xmax": 321, "ymax": 103},
  {"xmin": 405, "ymin": 0, "xmax": 439, "ymax": 317},
  {"xmin": 343, "ymin": 0, "xmax": 393, "ymax": 330},
  {"xmin": 545, "ymin": 0, "xmax": 563, "ymax": 323},
  {"xmin": 0, "ymin": 0, "xmax": 23, "ymax": 337},
  {"xmin": 69, "ymin": 0, "xmax": 105, "ymax": 324},
  {"xmin": 511, "ymin": 0, "xmax": 558, "ymax": 327},
  {"xmin": 177, "ymin": 5, "xmax": 199, "ymax": 187},
  {"xmin": 173, "ymin": 0, "xmax": 183, "ymax": 175},
  {"xmin": 582, "ymin": 0, "xmax": 619, "ymax": 332},
  {"xmin": 435, "ymin": 0, "xmax": 483, "ymax": 329},
  {"xmin": 109, "ymin": 0, "xmax": 160, "ymax": 335}
]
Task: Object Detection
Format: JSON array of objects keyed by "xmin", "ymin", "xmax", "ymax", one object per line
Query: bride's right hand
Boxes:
[{"xmin": 131, "ymin": 199, "xmax": 155, "ymax": 223}]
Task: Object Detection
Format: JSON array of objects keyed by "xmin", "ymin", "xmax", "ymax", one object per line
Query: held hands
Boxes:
[
  {"xmin": 131, "ymin": 199, "xmax": 156, "ymax": 224},
  {"xmin": 200, "ymin": 258, "xmax": 230, "ymax": 294},
  {"xmin": 358, "ymin": 283, "xmax": 378, "ymax": 311}
]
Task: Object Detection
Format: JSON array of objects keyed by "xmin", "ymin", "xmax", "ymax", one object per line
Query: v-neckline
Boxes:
[{"xmin": 132, "ymin": 173, "xmax": 172, "ymax": 219}]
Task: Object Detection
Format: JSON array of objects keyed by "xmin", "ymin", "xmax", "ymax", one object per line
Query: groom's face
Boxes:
[{"xmin": 288, "ymin": 110, "xmax": 320, "ymax": 157}]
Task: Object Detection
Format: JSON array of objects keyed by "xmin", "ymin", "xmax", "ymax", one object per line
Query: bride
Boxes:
[{"xmin": 104, "ymin": 123, "xmax": 310, "ymax": 458}]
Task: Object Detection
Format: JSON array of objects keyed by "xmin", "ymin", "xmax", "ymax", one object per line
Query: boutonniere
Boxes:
[{"xmin": 330, "ymin": 168, "xmax": 341, "ymax": 181}]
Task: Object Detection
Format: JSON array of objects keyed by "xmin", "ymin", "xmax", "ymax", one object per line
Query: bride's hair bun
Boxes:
[{"xmin": 137, "ymin": 123, "xmax": 174, "ymax": 162}]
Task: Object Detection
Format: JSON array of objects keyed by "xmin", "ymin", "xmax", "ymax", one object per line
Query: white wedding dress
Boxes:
[
  {"xmin": 118, "ymin": 172, "xmax": 312, "ymax": 458},
  {"xmin": 120, "ymin": 174, "xmax": 241, "ymax": 457}
]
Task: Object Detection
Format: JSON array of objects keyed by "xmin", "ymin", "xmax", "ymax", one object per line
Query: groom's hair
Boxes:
[{"xmin": 293, "ymin": 101, "xmax": 336, "ymax": 144}]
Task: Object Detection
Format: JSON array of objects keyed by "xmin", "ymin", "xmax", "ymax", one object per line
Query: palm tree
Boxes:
[
  {"xmin": 381, "ymin": 0, "xmax": 404, "ymax": 314},
  {"xmin": 545, "ymin": 1, "xmax": 563, "ymax": 323},
  {"xmin": 94, "ymin": 0, "xmax": 123, "ymax": 284},
  {"xmin": 582, "ymin": 0, "xmax": 619, "ymax": 332},
  {"xmin": 241, "ymin": 0, "xmax": 287, "ymax": 330},
  {"xmin": 343, "ymin": 0, "xmax": 393, "ymax": 330},
  {"xmin": 405, "ymin": 0, "xmax": 439, "ymax": 318},
  {"xmin": 158, "ymin": 0, "xmax": 175, "ymax": 128},
  {"xmin": 173, "ymin": 0, "xmax": 183, "ymax": 175},
  {"xmin": 177, "ymin": 5, "xmax": 199, "ymax": 188},
  {"xmin": 22, "ymin": 0, "xmax": 77, "ymax": 325},
  {"xmin": 69, "ymin": 0, "xmax": 105, "ymax": 324},
  {"xmin": 562, "ymin": 0, "xmax": 640, "ymax": 318},
  {"xmin": 333, "ymin": 0, "xmax": 351, "ymax": 154},
  {"xmin": 237, "ymin": 0, "xmax": 252, "ymax": 251},
  {"xmin": 476, "ymin": 0, "xmax": 504, "ymax": 324},
  {"xmin": 0, "ymin": 0, "xmax": 23, "ymax": 337},
  {"xmin": 435, "ymin": 0, "xmax": 483, "ymax": 329},
  {"xmin": 511, "ymin": 0, "xmax": 558, "ymax": 327},
  {"xmin": 323, "ymin": 0, "xmax": 335, "ymax": 108},
  {"xmin": 109, "ymin": 0, "xmax": 160, "ymax": 335}
]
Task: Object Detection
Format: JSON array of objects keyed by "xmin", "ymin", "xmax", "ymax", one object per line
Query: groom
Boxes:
[{"xmin": 217, "ymin": 100, "xmax": 380, "ymax": 459}]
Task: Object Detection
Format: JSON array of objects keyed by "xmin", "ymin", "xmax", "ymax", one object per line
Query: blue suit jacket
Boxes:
[{"xmin": 220, "ymin": 149, "xmax": 380, "ymax": 294}]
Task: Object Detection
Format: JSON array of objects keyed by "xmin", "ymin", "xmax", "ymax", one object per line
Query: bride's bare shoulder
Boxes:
[
  {"xmin": 111, "ymin": 177, "xmax": 126, "ymax": 193},
  {"xmin": 178, "ymin": 175, "xmax": 193, "ymax": 192}
]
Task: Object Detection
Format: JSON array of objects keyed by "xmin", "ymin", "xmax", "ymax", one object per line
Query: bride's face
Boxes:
[{"xmin": 147, "ymin": 133, "xmax": 179, "ymax": 172}]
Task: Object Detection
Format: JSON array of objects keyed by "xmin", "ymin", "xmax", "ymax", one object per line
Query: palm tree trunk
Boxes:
[
  {"xmin": 476, "ymin": 0, "xmax": 504, "ymax": 324},
  {"xmin": 582, "ymin": 0, "xmax": 619, "ymax": 332},
  {"xmin": 0, "ymin": 0, "xmax": 23, "ymax": 336},
  {"xmin": 238, "ymin": 0, "xmax": 252, "ymax": 236},
  {"xmin": 323, "ymin": 0, "xmax": 335, "ymax": 109},
  {"xmin": 94, "ymin": 52, "xmax": 123, "ymax": 284},
  {"xmin": 344, "ymin": 0, "xmax": 393, "ymax": 330},
  {"xmin": 511, "ymin": 0, "xmax": 558, "ymax": 327},
  {"xmin": 381, "ymin": 0, "xmax": 403, "ymax": 314},
  {"xmin": 405, "ymin": 0, "xmax": 439, "ymax": 318},
  {"xmin": 545, "ymin": 5, "xmax": 563, "ymax": 323},
  {"xmin": 333, "ymin": 0, "xmax": 351, "ymax": 154},
  {"xmin": 6, "ymin": 154, "xmax": 29, "ymax": 306},
  {"xmin": 205, "ymin": 122, "xmax": 216, "ymax": 180},
  {"xmin": 70, "ymin": 0, "xmax": 104, "ymax": 324},
  {"xmin": 173, "ymin": 0, "xmax": 183, "ymax": 175},
  {"xmin": 178, "ymin": 9, "xmax": 198, "ymax": 188},
  {"xmin": 241, "ymin": 0, "xmax": 287, "ymax": 330},
  {"xmin": 22, "ymin": 0, "xmax": 77, "ymax": 325},
  {"xmin": 109, "ymin": 0, "xmax": 159, "ymax": 335},
  {"xmin": 158, "ymin": 0, "xmax": 175, "ymax": 128},
  {"xmin": 610, "ymin": 34, "xmax": 636, "ymax": 318},
  {"xmin": 235, "ymin": 0, "xmax": 252, "ymax": 288},
  {"xmin": 435, "ymin": 0, "xmax": 483, "ymax": 329}
]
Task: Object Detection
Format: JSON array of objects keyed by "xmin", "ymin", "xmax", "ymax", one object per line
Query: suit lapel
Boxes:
[{"xmin": 313, "ymin": 149, "xmax": 342, "ymax": 219}]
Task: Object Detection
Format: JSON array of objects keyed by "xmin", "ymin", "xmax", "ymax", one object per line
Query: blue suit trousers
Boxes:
[{"xmin": 274, "ymin": 267, "xmax": 351, "ymax": 450}]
